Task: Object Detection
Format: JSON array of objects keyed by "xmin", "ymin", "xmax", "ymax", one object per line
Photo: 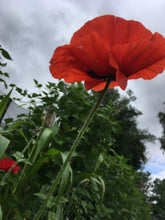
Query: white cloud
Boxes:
[
  {"xmin": 144, "ymin": 151, "xmax": 165, "ymax": 180},
  {"xmin": 152, "ymin": 170, "xmax": 165, "ymax": 181}
]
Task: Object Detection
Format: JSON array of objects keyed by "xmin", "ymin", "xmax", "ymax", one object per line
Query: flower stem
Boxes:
[{"xmin": 33, "ymin": 79, "xmax": 111, "ymax": 220}]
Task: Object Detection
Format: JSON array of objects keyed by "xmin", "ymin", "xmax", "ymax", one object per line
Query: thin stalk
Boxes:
[
  {"xmin": 12, "ymin": 120, "xmax": 46, "ymax": 194},
  {"xmin": 26, "ymin": 119, "xmax": 46, "ymax": 164},
  {"xmin": 12, "ymin": 138, "xmax": 33, "ymax": 194},
  {"xmin": 33, "ymin": 79, "xmax": 111, "ymax": 220}
]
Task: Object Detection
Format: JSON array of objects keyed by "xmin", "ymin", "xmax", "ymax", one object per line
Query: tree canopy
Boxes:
[
  {"xmin": 94, "ymin": 89, "xmax": 155, "ymax": 169},
  {"xmin": 158, "ymin": 104, "xmax": 165, "ymax": 151},
  {"xmin": 150, "ymin": 178, "xmax": 165, "ymax": 219}
]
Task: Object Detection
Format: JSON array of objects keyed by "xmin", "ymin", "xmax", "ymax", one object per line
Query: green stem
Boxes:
[
  {"xmin": 33, "ymin": 79, "xmax": 111, "ymax": 220},
  {"xmin": 12, "ymin": 120, "xmax": 46, "ymax": 194},
  {"xmin": 12, "ymin": 138, "xmax": 33, "ymax": 194}
]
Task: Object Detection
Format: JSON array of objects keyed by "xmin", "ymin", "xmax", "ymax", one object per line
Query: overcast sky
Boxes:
[{"xmin": 0, "ymin": 0, "xmax": 165, "ymax": 180}]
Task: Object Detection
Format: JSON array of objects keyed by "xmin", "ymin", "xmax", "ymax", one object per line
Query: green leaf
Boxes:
[
  {"xmin": 32, "ymin": 128, "xmax": 54, "ymax": 162},
  {"xmin": 0, "ymin": 204, "xmax": 2, "ymax": 220},
  {"xmin": 27, "ymin": 148, "xmax": 59, "ymax": 179},
  {"xmin": 13, "ymin": 209, "xmax": 23, "ymax": 220},
  {"xmin": 38, "ymin": 84, "xmax": 43, "ymax": 88},
  {"xmin": 12, "ymin": 151, "xmax": 31, "ymax": 164},
  {"xmin": 15, "ymin": 128, "xmax": 28, "ymax": 143},
  {"xmin": 55, "ymin": 205, "xmax": 64, "ymax": 220},
  {"xmin": 0, "ymin": 48, "xmax": 12, "ymax": 60},
  {"xmin": 34, "ymin": 193, "xmax": 55, "ymax": 209},
  {"xmin": 51, "ymin": 123, "xmax": 59, "ymax": 135},
  {"xmin": 0, "ymin": 134, "xmax": 10, "ymax": 158},
  {"xmin": 97, "ymin": 176, "xmax": 105, "ymax": 205},
  {"xmin": 53, "ymin": 153, "xmax": 73, "ymax": 210},
  {"xmin": 0, "ymin": 119, "xmax": 27, "ymax": 134},
  {"xmin": 0, "ymin": 78, "xmax": 8, "ymax": 89},
  {"xmin": 48, "ymin": 211, "xmax": 56, "ymax": 220},
  {"xmin": 16, "ymin": 87, "xmax": 22, "ymax": 94},
  {"xmin": 44, "ymin": 148, "xmax": 60, "ymax": 157},
  {"xmin": 0, "ymin": 62, "xmax": 7, "ymax": 67},
  {"xmin": 94, "ymin": 153, "xmax": 104, "ymax": 172},
  {"xmin": 34, "ymin": 193, "xmax": 47, "ymax": 200},
  {"xmin": 34, "ymin": 79, "xmax": 38, "ymax": 85},
  {"xmin": 0, "ymin": 89, "xmax": 12, "ymax": 119},
  {"xmin": 3, "ymin": 118, "xmax": 13, "ymax": 124},
  {"xmin": 3, "ymin": 72, "xmax": 9, "ymax": 78},
  {"xmin": 9, "ymin": 83, "xmax": 16, "ymax": 88}
]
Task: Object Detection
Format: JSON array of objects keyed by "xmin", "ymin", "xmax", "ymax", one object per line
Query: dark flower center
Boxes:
[{"xmin": 87, "ymin": 70, "xmax": 116, "ymax": 81}]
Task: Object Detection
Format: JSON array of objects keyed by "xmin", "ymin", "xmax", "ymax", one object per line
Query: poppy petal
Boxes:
[
  {"xmin": 50, "ymin": 45, "xmax": 92, "ymax": 82},
  {"xmin": 50, "ymin": 31, "xmax": 116, "ymax": 83},
  {"xmin": 50, "ymin": 15, "xmax": 165, "ymax": 91},
  {"xmin": 69, "ymin": 31, "xmax": 113, "ymax": 75},
  {"xmin": 116, "ymin": 70, "xmax": 128, "ymax": 90},
  {"xmin": 112, "ymin": 32, "xmax": 165, "ymax": 80},
  {"xmin": 129, "ymin": 33, "xmax": 165, "ymax": 80},
  {"xmin": 84, "ymin": 79, "xmax": 102, "ymax": 90},
  {"xmin": 0, "ymin": 158, "xmax": 21, "ymax": 173},
  {"xmin": 85, "ymin": 80, "xmax": 118, "ymax": 91},
  {"xmin": 71, "ymin": 15, "xmax": 153, "ymax": 46}
]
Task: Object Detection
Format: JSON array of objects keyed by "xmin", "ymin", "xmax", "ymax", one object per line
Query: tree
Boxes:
[
  {"xmin": 94, "ymin": 89, "xmax": 155, "ymax": 170},
  {"xmin": 158, "ymin": 104, "xmax": 165, "ymax": 151},
  {"xmin": 150, "ymin": 178, "xmax": 165, "ymax": 219}
]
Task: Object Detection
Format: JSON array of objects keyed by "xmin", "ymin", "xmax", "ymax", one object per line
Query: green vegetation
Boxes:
[{"xmin": 0, "ymin": 44, "xmax": 164, "ymax": 220}]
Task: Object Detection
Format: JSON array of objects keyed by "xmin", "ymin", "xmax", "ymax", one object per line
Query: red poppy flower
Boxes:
[
  {"xmin": 49, "ymin": 15, "xmax": 165, "ymax": 91},
  {"xmin": 0, "ymin": 158, "xmax": 21, "ymax": 173}
]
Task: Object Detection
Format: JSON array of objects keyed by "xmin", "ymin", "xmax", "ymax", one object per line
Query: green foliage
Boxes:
[
  {"xmin": 137, "ymin": 171, "xmax": 152, "ymax": 202},
  {"xmin": 94, "ymin": 89, "xmax": 155, "ymax": 169},
  {"xmin": 150, "ymin": 178, "xmax": 165, "ymax": 219},
  {"xmin": 0, "ymin": 46, "xmax": 12, "ymax": 61},
  {"xmin": 0, "ymin": 45, "xmax": 12, "ymax": 159},
  {"xmin": 0, "ymin": 45, "xmax": 11, "ymax": 91},
  {"xmin": 0, "ymin": 134, "xmax": 10, "ymax": 158},
  {"xmin": 0, "ymin": 205, "xmax": 2, "ymax": 220},
  {"xmin": 158, "ymin": 103, "xmax": 165, "ymax": 151},
  {"xmin": 0, "ymin": 45, "xmax": 152, "ymax": 219},
  {"xmin": 95, "ymin": 150, "xmax": 151, "ymax": 220},
  {"xmin": 0, "ymin": 89, "xmax": 13, "ymax": 119}
]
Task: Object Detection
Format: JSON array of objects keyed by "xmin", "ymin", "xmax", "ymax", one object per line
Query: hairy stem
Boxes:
[{"xmin": 33, "ymin": 79, "xmax": 111, "ymax": 220}]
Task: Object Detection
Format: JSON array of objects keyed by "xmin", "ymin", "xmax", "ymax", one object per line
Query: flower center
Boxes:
[{"xmin": 87, "ymin": 70, "xmax": 116, "ymax": 81}]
